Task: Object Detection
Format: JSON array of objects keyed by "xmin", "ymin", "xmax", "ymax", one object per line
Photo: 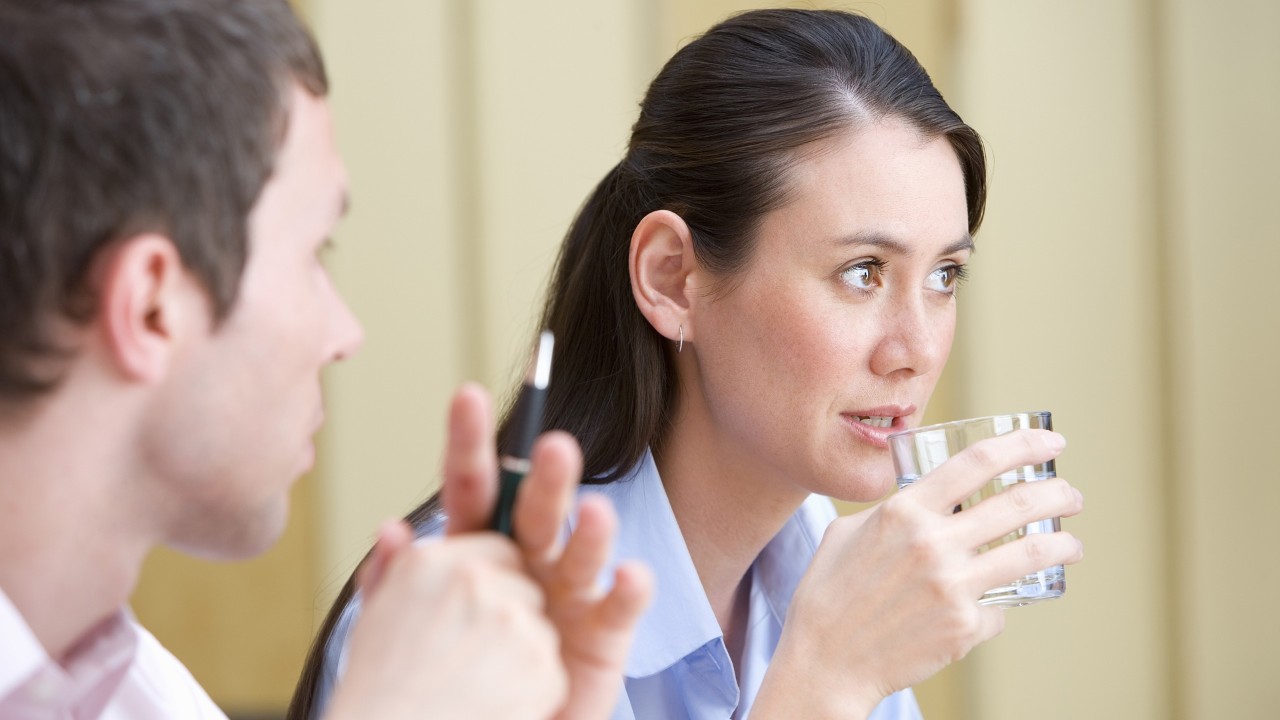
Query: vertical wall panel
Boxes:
[
  {"xmin": 1162, "ymin": 1, "xmax": 1280, "ymax": 717},
  {"xmin": 310, "ymin": 0, "xmax": 659, "ymax": 655},
  {"xmin": 468, "ymin": 0, "xmax": 653, "ymax": 393},
  {"xmin": 310, "ymin": 0, "xmax": 468, "ymax": 609},
  {"xmin": 953, "ymin": 2, "xmax": 1170, "ymax": 719}
]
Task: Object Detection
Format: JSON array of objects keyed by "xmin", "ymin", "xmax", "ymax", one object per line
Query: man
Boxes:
[{"xmin": 0, "ymin": 1, "xmax": 650, "ymax": 718}]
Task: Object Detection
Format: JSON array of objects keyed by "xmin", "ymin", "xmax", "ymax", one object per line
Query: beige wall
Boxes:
[
  {"xmin": 953, "ymin": 1, "xmax": 1279, "ymax": 718},
  {"xmin": 306, "ymin": 0, "xmax": 469, "ymax": 615},
  {"xmin": 1161, "ymin": 1, "xmax": 1280, "ymax": 716},
  {"xmin": 953, "ymin": 1, "xmax": 1170, "ymax": 717},
  {"xmin": 307, "ymin": 0, "xmax": 658, "ymax": 617},
  {"xmin": 131, "ymin": 0, "xmax": 1279, "ymax": 716}
]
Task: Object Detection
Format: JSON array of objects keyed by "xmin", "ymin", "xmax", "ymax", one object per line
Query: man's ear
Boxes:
[
  {"xmin": 96, "ymin": 234, "xmax": 204, "ymax": 383},
  {"xmin": 629, "ymin": 210, "xmax": 701, "ymax": 347}
]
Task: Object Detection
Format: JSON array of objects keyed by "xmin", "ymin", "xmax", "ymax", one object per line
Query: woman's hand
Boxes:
[{"xmin": 753, "ymin": 429, "xmax": 1085, "ymax": 719}]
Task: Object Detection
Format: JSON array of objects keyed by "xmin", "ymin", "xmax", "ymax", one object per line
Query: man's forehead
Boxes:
[
  {"xmin": 243, "ymin": 84, "xmax": 347, "ymax": 245},
  {"xmin": 272, "ymin": 84, "xmax": 337, "ymax": 171}
]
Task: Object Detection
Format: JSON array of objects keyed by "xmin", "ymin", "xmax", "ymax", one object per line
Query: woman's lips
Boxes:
[{"xmin": 840, "ymin": 409, "xmax": 912, "ymax": 449}]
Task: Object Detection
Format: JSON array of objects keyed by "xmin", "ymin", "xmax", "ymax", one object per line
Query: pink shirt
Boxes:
[{"xmin": 1, "ymin": 588, "xmax": 225, "ymax": 719}]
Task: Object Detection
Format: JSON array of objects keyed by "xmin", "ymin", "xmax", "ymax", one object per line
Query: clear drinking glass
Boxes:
[{"xmin": 888, "ymin": 411, "xmax": 1065, "ymax": 607}]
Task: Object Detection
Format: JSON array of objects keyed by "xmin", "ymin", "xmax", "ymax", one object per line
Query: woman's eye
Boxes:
[
  {"xmin": 926, "ymin": 264, "xmax": 968, "ymax": 292},
  {"xmin": 840, "ymin": 261, "xmax": 884, "ymax": 290}
]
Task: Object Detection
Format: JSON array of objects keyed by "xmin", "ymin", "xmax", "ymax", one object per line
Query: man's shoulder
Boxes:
[{"xmin": 100, "ymin": 618, "xmax": 228, "ymax": 720}]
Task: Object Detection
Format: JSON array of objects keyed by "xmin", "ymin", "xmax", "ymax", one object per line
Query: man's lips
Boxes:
[{"xmin": 299, "ymin": 411, "xmax": 325, "ymax": 473}]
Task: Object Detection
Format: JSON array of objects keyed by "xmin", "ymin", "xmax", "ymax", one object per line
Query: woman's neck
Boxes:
[{"xmin": 653, "ymin": 394, "xmax": 810, "ymax": 643}]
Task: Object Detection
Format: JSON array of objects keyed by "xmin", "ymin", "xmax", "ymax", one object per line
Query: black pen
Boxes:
[{"xmin": 490, "ymin": 330, "xmax": 554, "ymax": 536}]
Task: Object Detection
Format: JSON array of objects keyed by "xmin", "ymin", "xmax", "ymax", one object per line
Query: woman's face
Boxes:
[{"xmin": 688, "ymin": 119, "xmax": 971, "ymax": 502}]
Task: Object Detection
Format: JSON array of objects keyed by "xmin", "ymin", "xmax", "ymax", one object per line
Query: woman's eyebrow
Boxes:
[
  {"xmin": 832, "ymin": 231, "xmax": 975, "ymax": 257},
  {"xmin": 832, "ymin": 232, "xmax": 910, "ymax": 253},
  {"xmin": 941, "ymin": 235, "xmax": 975, "ymax": 256}
]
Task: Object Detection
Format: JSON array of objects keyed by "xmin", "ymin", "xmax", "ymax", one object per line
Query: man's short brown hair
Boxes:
[{"xmin": 0, "ymin": 0, "xmax": 328, "ymax": 401}]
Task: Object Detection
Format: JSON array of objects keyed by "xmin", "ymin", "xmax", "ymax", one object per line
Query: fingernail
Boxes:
[
  {"xmin": 1073, "ymin": 488, "xmax": 1084, "ymax": 506},
  {"xmin": 1044, "ymin": 432, "xmax": 1067, "ymax": 453}
]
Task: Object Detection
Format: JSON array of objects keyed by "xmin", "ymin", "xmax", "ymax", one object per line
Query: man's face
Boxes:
[{"xmin": 146, "ymin": 83, "xmax": 362, "ymax": 559}]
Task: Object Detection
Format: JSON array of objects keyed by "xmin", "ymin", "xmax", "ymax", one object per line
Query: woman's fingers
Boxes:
[
  {"xmin": 970, "ymin": 530, "xmax": 1084, "ymax": 597},
  {"xmin": 973, "ymin": 605, "xmax": 1007, "ymax": 648},
  {"xmin": 906, "ymin": 429, "xmax": 1066, "ymax": 513},
  {"xmin": 949, "ymin": 476, "xmax": 1083, "ymax": 549}
]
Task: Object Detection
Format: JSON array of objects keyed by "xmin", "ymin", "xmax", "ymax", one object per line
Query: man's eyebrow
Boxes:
[{"xmin": 833, "ymin": 231, "xmax": 975, "ymax": 257}]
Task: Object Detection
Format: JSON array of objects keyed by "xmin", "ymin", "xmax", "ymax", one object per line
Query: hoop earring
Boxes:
[{"xmin": 677, "ymin": 325, "xmax": 684, "ymax": 354}]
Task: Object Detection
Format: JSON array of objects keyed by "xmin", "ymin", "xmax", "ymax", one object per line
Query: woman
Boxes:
[{"xmin": 292, "ymin": 8, "xmax": 1084, "ymax": 719}]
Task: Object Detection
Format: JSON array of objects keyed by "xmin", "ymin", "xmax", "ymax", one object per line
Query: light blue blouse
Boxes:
[{"xmin": 313, "ymin": 449, "xmax": 922, "ymax": 719}]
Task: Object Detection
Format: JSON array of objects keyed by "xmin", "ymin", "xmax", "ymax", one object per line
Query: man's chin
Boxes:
[{"xmin": 168, "ymin": 496, "xmax": 291, "ymax": 561}]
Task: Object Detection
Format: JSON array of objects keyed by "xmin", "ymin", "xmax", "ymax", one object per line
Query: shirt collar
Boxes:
[
  {"xmin": 0, "ymin": 586, "xmax": 46, "ymax": 701},
  {"xmin": 589, "ymin": 449, "xmax": 834, "ymax": 679},
  {"xmin": 589, "ymin": 450, "xmax": 719, "ymax": 678},
  {"xmin": 0, "ymin": 585, "xmax": 139, "ymax": 716},
  {"xmin": 752, "ymin": 494, "xmax": 833, "ymax": 626}
]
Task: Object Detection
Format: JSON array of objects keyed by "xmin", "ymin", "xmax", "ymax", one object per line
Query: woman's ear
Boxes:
[{"xmin": 629, "ymin": 210, "xmax": 700, "ymax": 347}]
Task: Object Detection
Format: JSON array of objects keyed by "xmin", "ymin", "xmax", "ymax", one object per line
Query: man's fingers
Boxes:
[
  {"xmin": 595, "ymin": 561, "xmax": 654, "ymax": 631},
  {"xmin": 512, "ymin": 431, "xmax": 582, "ymax": 564},
  {"xmin": 356, "ymin": 519, "xmax": 415, "ymax": 597},
  {"xmin": 395, "ymin": 534, "xmax": 543, "ymax": 609},
  {"xmin": 443, "ymin": 383, "xmax": 498, "ymax": 535},
  {"xmin": 555, "ymin": 494, "xmax": 615, "ymax": 592},
  {"xmin": 908, "ymin": 429, "xmax": 1065, "ymax": 513}
]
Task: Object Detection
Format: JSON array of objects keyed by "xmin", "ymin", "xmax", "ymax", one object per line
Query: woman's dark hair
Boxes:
[{"xmin": 289, "ymin": 9, "xmax": 985, "ymax": 717}]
